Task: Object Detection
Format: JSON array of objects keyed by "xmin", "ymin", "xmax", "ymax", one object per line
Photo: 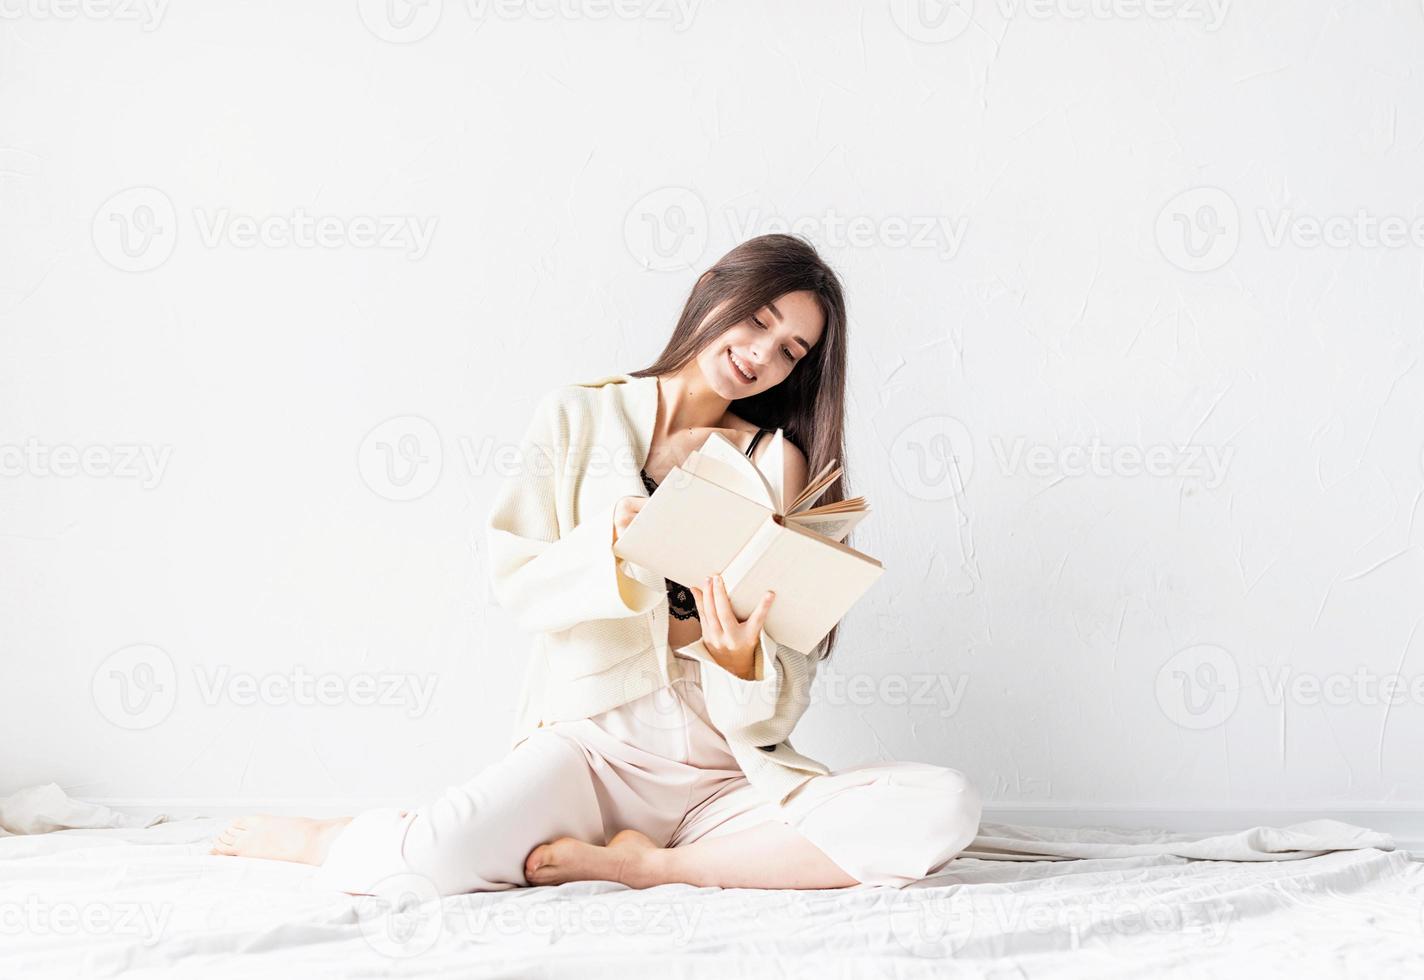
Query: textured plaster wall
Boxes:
[{"xmin": 2, "ymin": 2, "xmax": 1422, "ymax": 812}]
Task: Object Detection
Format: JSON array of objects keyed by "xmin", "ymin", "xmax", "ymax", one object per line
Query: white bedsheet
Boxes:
[{"xmin": 4, "ymin": 812, "xmax": 1422, "ymax": 978}]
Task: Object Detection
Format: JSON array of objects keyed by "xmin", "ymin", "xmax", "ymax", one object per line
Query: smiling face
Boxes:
[{"xmin": 695, "ymin": 290, "xmax": 826, "ymax": 398}]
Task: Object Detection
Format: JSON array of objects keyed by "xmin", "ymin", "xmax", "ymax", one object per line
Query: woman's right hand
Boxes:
[{"xmin": 612, "ymin": 495, "xmax": 647, "ymax": 545}]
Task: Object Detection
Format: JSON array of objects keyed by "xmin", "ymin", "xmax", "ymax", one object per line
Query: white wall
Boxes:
[{"xmin": 3, "ymin": 1, "xmax": 1422, "ymax": 830}]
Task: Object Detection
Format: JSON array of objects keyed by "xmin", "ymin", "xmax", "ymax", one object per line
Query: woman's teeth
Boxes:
[{"xmin": 728, "ymin": 348, "xmax": 756, "ymax": 382}]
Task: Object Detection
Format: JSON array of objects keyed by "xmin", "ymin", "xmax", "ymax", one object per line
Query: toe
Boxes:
[{"xmin": 525, "ymin": 844, "xmax": 551, "ymax": 879}]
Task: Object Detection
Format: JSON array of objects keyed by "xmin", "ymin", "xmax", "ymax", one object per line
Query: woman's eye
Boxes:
[{"xmin": 753, "ymin": 315, "xmax": 793, "ymax": 362}]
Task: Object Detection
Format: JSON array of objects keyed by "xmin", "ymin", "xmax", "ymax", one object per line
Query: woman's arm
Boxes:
[
  {"xmin": 678, "ymin": 624, "xmax": 828, "ymax": 743},
  {"xmin": 484, "ymin": 388, "xmax": 663, "ymax": 634},
  {"xmin": 678, "ymin": 435, "xmax": 826, "ymax": 745}
]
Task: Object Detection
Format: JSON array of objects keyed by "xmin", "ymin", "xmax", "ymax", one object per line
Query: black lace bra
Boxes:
[{"xmin": 640, "ymin": 427, "xmax": 772, "ymax": 621}]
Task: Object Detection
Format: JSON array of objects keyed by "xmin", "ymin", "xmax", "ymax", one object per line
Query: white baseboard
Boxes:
[{"xmin": 90, "ymin": 798, "xmax": 1424, "ymax": 851}]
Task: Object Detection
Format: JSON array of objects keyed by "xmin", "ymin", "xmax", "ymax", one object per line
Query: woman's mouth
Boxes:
[{"xmin": 727, "ymin": 348, "xmax": 757, "ymax": 384}]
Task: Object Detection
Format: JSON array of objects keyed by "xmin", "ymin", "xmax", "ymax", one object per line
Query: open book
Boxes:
[{"xmin": 612, "ymin": 428, "xmax": 884, "ymax": 653}]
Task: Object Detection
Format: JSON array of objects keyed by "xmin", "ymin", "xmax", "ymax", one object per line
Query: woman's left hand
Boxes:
[{"xmin": 689, "ymin": 574, "xmax": 775, "ymax": 680}]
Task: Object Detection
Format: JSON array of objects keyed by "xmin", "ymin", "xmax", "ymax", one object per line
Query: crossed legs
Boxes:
[{"xmin": 211, "ymin": 736, "xmax": 979, "ymax": 895}]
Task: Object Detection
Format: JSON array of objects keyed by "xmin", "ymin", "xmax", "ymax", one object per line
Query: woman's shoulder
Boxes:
[
  {"xmin": 722, "ymin": 414, "xmax": 808, "ymax": 471},
  {"xmin": 535, "ymin": 373, "xmax": 639, "ymax": 415},
  {"xmin": 718, "ymin": 411, "xmax": 761, "ymax": 437}
]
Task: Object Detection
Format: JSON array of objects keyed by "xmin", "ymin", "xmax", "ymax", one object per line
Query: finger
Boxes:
[
  {"xmin": 689, "ymin": 584, "xmax": 717, "ymax": 637},
  {"xmin": 745, "ymin": 590, "xmax": 775, "ymax": 636},
  {"xmin": 697, "ymin": 579, "xmax": 724, "ymax": 639},
  {"xmin": 619, "ymin": 497, "xmax": 646, "ymax": 527},
  {"xmin": 711, "ymin": 573, "xmax": 739, "ymax": 627}
]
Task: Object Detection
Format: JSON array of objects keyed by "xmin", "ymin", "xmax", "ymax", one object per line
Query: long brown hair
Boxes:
[{"xmin": 631, "ymin": 233, "xmax": 850, "ymax": 659}]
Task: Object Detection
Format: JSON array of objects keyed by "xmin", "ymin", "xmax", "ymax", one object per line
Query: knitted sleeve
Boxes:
[
  {"xmin": 678, "ymin": 630, "xmax": 829, "ymax": 748},
  {"xmin": 484, "ymin": 388, "xmax": 662, "ymax": 635}
]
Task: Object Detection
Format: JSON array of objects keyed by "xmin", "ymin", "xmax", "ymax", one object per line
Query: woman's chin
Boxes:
[{"xmin": 700, "ymin": 361, "xmax": 745, "ymax": 399}]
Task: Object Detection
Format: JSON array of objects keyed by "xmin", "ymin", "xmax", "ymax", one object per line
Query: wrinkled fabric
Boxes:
[
  {"xmin": 0, "ymin": 783, "xmax": 164, "ymax": 836},
  {"xmin": 317, "ymin": 653, "xmax": 980, "ymax": 896}
]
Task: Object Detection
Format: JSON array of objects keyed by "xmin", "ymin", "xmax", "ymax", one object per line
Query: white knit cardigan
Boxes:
[{"xmin": 484, "ymin": 372, "xmax": 832, "ymax": 804}]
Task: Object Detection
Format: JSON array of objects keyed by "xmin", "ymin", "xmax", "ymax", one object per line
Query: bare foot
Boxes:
[
  {"xmin": 209, "ymin": 815, "xmax": 352, "ymax": 866},
  {"xmin": 525, "ymin": 828, "xmax": 662, "ymax": 887}
]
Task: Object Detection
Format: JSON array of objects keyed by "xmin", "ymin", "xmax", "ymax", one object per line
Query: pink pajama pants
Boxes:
[{"xmin": 316, "ymin": 653, "xmax": 981, "ymax": 896}]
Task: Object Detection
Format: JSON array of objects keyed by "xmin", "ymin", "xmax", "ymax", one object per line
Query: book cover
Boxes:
[{"xmin": 613, "ymin": 430, "xmax": 883, "ymax": 652}]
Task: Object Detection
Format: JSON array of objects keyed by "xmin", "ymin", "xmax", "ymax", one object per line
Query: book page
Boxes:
[
  {"xmin": 681, "ymin": 452, "xmax": 771, "ymax": 507},
  {"xmin": 760, "ymin": 428, "xmax": 785, "ymax": 514},
  {"xmin": 783, "ymin": 508, "xmax": 869, "ymax": 543},
  {"xmin": 721, "ymin": 522, "xmax": 884, "ymax": 653},
  {"xmin": 693, "ymin": 432, "xmax": 776, "ymax": 508},
  {"xmin": 611, "ymin": 466, "xmax": 772, "ymax": 588},
  {"xmin": 788, "ymin": 458, "xmax": 840, "ymax": 514}
]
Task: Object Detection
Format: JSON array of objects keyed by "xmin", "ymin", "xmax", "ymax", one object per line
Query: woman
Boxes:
[{"xmin": 211, "ymin": 234, "xmax": 981, "ymax": 894}]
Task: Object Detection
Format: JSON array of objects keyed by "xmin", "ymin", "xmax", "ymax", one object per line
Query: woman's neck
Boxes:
[{"xmin": 656, "ymin": 364, "xmax": 730, "ymax": 435}]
